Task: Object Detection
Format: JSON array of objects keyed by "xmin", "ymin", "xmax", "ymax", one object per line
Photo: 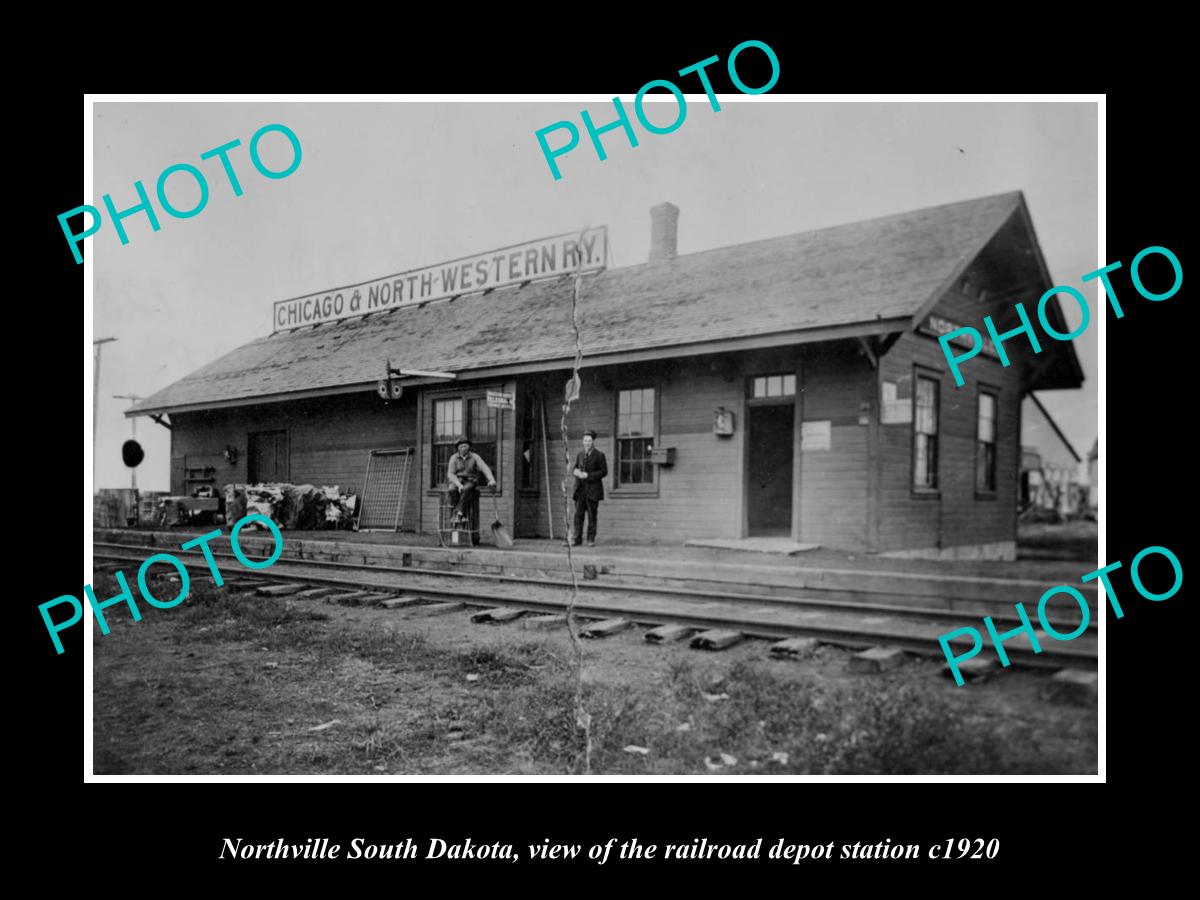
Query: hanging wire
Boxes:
[{"xmin": 559, "ymin": 225, "xmax": 594, "ymax": 774}]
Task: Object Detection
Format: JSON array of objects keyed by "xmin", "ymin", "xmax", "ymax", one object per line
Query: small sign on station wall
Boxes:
[
  {"xmin": 487, "ymin": 391, "xmax": 515, "ymax": 410},
  {"xmin": 800, "ymin": 420, "xmax": 831, "ymax": 451}
]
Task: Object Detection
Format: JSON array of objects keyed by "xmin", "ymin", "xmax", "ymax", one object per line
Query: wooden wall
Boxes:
[
  {"xmin": 797, "ymin": 344, "xmax": 875, "ymax": 550},
  {"xmin": 506, "ymin": 345, "xmax": 878, "ymax": 549},
  {"xmin": 512, "ymin": 357, "xmax": 747, "ymax": 544},
  {"xmin": 170, "ymin": 391, "xmax": 422, "ymax": 530},
  {"xmin": 167, "ymin": 313, "xmax": 1031, "ymax": 555},
  {"xmin": 876, "ymin": 286, "xmax": 1024, "ymax": 555}
]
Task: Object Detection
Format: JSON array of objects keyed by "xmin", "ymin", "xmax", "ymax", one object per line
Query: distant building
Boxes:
[
  {"xmin": 1020, "ymin": 393, "xmax": 1087, "ymax": 516},
  {"xmin": 1087, "ymin": 438, "xmax": 1098, "ymax": 515}
]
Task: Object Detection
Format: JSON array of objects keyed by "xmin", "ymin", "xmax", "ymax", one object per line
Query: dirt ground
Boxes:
[
  {"xmin": 92, "ymin": 574, "xmax": 1098, "ymax": 776},
  {"xmin": 1016, "ymin": 520, "xmax": 1099, "ymax": 562}
]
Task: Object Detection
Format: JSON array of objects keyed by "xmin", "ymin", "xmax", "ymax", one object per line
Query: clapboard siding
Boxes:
[
  {"xmin": 171, "ymin": 392, "xmax": 421, "ymax": 529},
  {"xmin": 167, "ymin": 304, "xmax": 1030, "ymax": 555},
  {"xmin": 512, "ymin": 356, "xmax": 747, "ymax": 543},
  {"xmin": 798, "ymin": 345, "xmax": 873, "ymax": 550},
  {"xmin": 875, "ymin": 283, "xmax": 1024, "ymax": 553}
]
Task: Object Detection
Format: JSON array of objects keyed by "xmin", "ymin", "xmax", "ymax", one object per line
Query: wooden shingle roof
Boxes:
[{"xmin": 131, "ymin": 191, "xmax": 1034, "ymax": 415}]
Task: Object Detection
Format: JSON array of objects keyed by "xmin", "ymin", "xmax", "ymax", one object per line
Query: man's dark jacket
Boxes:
[{"xmin": 572, "ymin": 448, "xmax": 608, "ymax": 501}]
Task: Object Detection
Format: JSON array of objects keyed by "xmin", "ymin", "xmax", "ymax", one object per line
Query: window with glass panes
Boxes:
[
  {"xmin": 431, "ymin": 399, "xmax": 463, "ymax": 487},
  {"xmin": 751, "ymin": 373, "xmax": 796, "ymax": 399},
  {"xmin": 467, "ymin": 398, "xmax": 499, "ymax": 480},
  {"xmin": 430, "ymin": 395, "xmax": 500, "ymax": 487},
  {"xmin": 913, "ymin": 375, "xmax": 939, "ymax": 490},
  {"xmin": 616, "ymin": 387, "xmax": 655, "ymax": 487},
  {"xmin": 976, "ymin": 390, "xmax": 997, "ymax": 493}
]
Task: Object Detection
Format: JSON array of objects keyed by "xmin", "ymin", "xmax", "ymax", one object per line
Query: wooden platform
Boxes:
[
  {"xmin": 684, "ymin": 537, "xmax": 820, "ymax": 555},
  {"xmin": 94, "ymin": 527, "xmax": 1099, "ymax": 632}
]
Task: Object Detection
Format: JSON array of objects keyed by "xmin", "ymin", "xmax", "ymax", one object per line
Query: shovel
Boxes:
[{"xmin": 489, "ymin": 489, "xmax": 514, "ymax": 548}]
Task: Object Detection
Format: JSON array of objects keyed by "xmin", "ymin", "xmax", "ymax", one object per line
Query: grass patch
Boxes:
[
  {"xmin": 1018, "ymin": 520, "xmax": 1097, "ymax": 560},
  {"xmin": 433, "ymin": 659, "xmax": 1092, "ymax": 775},
  {"xmin": 92, "ymin": 573, "xmax": 1095, "ymax": 775}
]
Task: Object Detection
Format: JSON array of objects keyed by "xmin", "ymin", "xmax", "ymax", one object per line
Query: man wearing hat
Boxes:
[
  {"xmin": 447, "ymin": 436, "xmax": 497, "ymax": 524},
  {"xmin": 570, "ymin": 430, "xmax": 608, "ymax": 546}
]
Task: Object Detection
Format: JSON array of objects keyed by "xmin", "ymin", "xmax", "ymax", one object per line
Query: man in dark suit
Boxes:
[{"xmin": 570, "ymin": 430, "xmax": 608, "ymax": 547}]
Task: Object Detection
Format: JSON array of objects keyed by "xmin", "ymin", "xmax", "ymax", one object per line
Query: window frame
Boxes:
[
  {"xmin": 747, "ymin": 372, "xmax": 797, "ymax": 402},
  {"xmin": 975, "ymin": 385, "xmax": 999, "ymax": 499},
  {"xmin": 427, "ymin": 388, "xmax": 504, "ymax": 494},
  {"xmin": 612, "ymin": 384, "xmax": 660, "ymax": 496},
  {"xmin": 911, "ymin": 368, "xmax": 941, "ymax": 496}
]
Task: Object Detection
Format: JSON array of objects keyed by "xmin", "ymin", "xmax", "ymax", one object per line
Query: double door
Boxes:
[{"xmin": 248, "ymin": 430, "xmax": 289, "ymax": 483}]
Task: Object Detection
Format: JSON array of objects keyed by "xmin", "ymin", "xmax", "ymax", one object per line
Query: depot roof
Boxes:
[{"xmin": 129, "ymin": 190, "xmax": 1084, "ymax": 416}]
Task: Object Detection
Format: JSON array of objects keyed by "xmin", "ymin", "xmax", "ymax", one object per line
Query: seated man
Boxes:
[{"xmin": 446, "ymin": 435, "xmax": 496, "ymax": 524}]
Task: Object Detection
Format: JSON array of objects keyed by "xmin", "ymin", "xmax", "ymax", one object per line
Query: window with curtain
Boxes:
[
  {"xmin": 913, "ymin": 375, "xmax": 939, "ymax": 490},
  {"xmin": 976, "ymin": 390, "xmax": 997, "ymax": 493},
  {"xmin": 431, "ymin": 398, "xmax": 463, "ymax": 487}
]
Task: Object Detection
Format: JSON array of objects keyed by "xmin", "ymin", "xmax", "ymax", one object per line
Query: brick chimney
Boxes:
[{"xmin": 649, "ymin": 202, "xmax": 679, "ymax": 263}]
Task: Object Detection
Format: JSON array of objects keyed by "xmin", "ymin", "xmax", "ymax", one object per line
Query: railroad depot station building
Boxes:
[{"xmin": 129, "ymin": 191, "xmax": 1083, "ymax": 560}]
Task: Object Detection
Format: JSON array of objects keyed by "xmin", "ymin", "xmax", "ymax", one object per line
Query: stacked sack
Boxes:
[
  {"xmin": 223, "ymin": 483, "xmax": 359, "ymax": 530},
  {"xmin": 322, "ymin": 486, "xmax": 358, "ymax": 528}
]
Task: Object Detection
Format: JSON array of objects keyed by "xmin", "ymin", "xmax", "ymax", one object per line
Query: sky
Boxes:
[{"xmin": 91, "ymin": 99, "xmax": 1099, "ymax": 492}]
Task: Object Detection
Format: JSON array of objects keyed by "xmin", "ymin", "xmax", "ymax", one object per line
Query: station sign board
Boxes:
[{"xmin": 273, "ymin": 227, "xmax": 608, "ymax": 332}]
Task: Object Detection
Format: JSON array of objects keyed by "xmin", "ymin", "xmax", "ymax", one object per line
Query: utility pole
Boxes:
[
  {"xmin": 93, "ymin": 337, "xmax": 117, "ymax": 484},
  {"xmin": 113, "ymin": 393, "xmax": 143, "ymax": 490}
]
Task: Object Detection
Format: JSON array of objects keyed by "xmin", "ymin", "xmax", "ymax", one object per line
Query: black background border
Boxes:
[{"xmin": 20, "ymin": 29, "xmax": 1188, "ymax": 885}]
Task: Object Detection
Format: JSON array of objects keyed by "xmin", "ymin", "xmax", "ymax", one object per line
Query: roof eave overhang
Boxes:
[
  {"xmin": 126, "ymin": 316, "xmax": 912, "ymax": 417},
  {"xmin": 1012, "ymin": 194, "xmax": 1086, "ymax": 388}
]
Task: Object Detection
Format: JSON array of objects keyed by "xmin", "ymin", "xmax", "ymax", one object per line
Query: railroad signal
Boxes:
[
  {"xmin": 122, "ymin": 439, "xmax": 145, "ymax": 468},
  {"xmin": 377, "ymin": 359, "xmax": 405, "ymax": 403},
  {"xmin": 113, "ymin": 392, "xmax": 144, "ymax": 490}
]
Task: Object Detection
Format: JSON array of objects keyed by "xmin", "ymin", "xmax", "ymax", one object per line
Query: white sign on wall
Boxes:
[
  {"xmin": 801, "ymin": 420, "xmax": 831, "ymax": 451},
  {"xmin": 881, "ymin": 381, "xmax": 912, "ymax": 425},
  {"xmin": 486, "ymin": 391, "xmax": 515, "ymax": 410}
]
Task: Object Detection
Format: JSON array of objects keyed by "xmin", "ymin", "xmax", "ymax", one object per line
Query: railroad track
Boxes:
[
  {"xmin": 93, "ymin": 541, "xmax": 1094, "ymax": 631},
  {"xmin": 94, "ymin": 541, "xmax": 1096, "ymax": 670}
]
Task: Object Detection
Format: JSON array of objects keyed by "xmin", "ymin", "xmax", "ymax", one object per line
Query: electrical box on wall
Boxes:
[
  {"xmin": 650, "ymin": 447, "xmax": 676, "ymax": 466},
  {"xmin": 713, "ymin": 407, "xmax": 735, "ymax": 436}
]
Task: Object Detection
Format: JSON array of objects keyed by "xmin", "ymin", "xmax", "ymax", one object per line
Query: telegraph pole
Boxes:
[{"xmin": 93, "ymin": 337, "xmax": 117, "ymax": 483}]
